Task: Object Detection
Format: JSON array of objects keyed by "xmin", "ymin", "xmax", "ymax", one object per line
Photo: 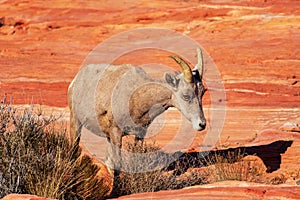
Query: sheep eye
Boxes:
[{"xmin": 182, "ymin": 94, "xmax": 191, "ymax": 102}]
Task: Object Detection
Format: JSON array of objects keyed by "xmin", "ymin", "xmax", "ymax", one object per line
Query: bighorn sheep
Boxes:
[{"xmin": 68, "ymin": 48, "xmax": 206, "ymax": 178}]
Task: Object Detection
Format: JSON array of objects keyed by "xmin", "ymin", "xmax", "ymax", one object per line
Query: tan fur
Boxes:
[{"xmin": 68, "ymin": 64, "xmax": 174, "ymax": 174}]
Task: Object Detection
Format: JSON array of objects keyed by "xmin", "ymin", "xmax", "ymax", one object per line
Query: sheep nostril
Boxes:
[{"xmin": 199, "ymin": 121, "xmax": 206, "ymax": 130}]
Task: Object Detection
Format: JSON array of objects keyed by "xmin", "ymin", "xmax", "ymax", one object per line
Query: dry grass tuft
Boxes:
[
  {"xmin": 203, "ymin": 150, "xmax": 267, "ymax": 183},
  {"xmin": 111, "ymin": 140, "xmax": 206, "ymax": 197},
  {"xmin": 0, "ymin": 99, "xmax": 110, "ymax": 199}
]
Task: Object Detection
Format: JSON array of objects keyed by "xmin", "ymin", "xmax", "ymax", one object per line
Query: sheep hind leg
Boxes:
[{"xmin": 69, "ymin": 110, "xmax": 82, "ymax": 146}]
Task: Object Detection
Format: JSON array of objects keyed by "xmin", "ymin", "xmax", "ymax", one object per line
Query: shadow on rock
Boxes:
[{"xmin": 167, "ymin": 140, "xmax": 293, "ymax": 174}]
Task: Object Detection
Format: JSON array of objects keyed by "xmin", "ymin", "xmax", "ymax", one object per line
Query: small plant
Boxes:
[
  {"xmin": 111, "ymin": 139, "xmax": 207, "ymax": 197},
  {"xmin": 203, "ymin": 150, "xmax": 267, "ymax": 183},
  {"xmin": 0, "ymin": 99, "xmax": 110, "ymax": 199},
  {"xmin": 266, "ymin": 173, "xmax": 287, "ymax": 185},
  {"xmin": 112, "ymin": 140, "xmax": 170, "ymax": 196}
]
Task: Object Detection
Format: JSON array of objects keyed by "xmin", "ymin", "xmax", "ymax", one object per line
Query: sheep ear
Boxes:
[{"xmin": 165, "ymin": 72, "xmax": 179, "ymax": 89}]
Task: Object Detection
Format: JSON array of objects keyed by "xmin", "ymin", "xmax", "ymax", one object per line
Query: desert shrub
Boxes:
[
  {"xmin": 203, "ymin": 149, "xmax": 267, "ymax": 183},
  {"xmin": 266, "ymin": 173, "xmax": 287, "ymax": 185},
  {"xmin": 0, "ymin": 100, "xmax": 110, "ymax": 199},
  {"xmin": 112, "ymin": 140, "xmax": 170, "ymax": 196},
  {"xmin": 111, "ymin": 140, "xmax": 207, "ymax": 197}
]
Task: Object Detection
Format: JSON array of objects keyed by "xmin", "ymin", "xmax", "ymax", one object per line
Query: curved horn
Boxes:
[
  {"xmin": 170, "ymin": 55, "xmax": 193, "ymax": 83},
  {"xmin": 196, "ymin": 48, "xmax": 204, "ymax": 78}
]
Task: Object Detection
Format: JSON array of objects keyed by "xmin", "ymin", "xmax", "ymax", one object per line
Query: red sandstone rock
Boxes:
[
  {"xmin": 0, "ymin": 0, "xmax": 299, "ymax": 199},
  {"xmin": 0, "ymin": 0, "xmax": 299, "ymax": 107},
  {"xmin": 115, "ymin": 181, "xmax": 300, "ymax": 200},
  {"xmin": 2, "ymin": 194, "xmax": 56, "ymax": 200}
]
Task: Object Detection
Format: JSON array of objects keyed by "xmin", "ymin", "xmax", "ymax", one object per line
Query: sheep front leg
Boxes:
[
  {"xmin": 134, "ymin": 126, "xmax": 147, "ymax": 147},
  {"xmin": 106, "ymin": 127, "xmax": 123, "ymax": 181}
]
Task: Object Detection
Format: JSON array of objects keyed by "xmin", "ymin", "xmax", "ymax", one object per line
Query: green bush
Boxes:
[{"xmin": 0, "ymin": 100, "xmax": 110, "ymax": 199}]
